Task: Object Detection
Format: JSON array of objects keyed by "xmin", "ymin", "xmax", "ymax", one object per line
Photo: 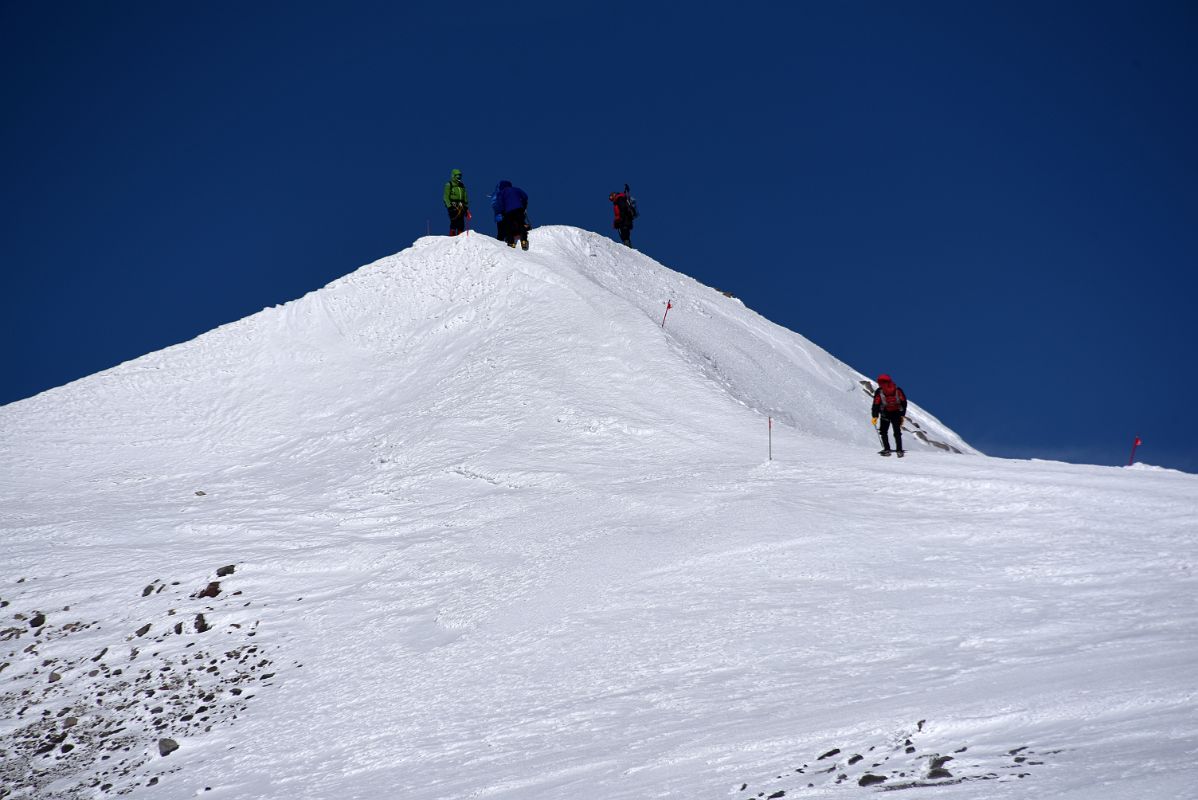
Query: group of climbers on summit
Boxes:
[
  {"xmin": 441, "ymin": 170, "xmax": 638, "ymax": 250},
  {"xmin": 443, "ymin": 170, "xmax": 911, "ymax": 459}
]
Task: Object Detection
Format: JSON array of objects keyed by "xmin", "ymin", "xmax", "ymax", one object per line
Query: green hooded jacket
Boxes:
[{"xmin": 443, "ymin": 169, "xmax": 469, "ymax": 208}]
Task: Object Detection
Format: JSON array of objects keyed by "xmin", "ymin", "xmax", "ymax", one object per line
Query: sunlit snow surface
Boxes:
[{"xmin": 2, "ymin": 227, "xmax": 1195, "ymax": 799}]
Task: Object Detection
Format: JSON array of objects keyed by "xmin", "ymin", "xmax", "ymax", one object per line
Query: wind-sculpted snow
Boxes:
[
  {"xmin": 531, "ymin": 227, "xmax": 971, "ymax": 452},
  {"xmin": 2, "ymin": 227, "xmax": 1196, "ymax": 799}
]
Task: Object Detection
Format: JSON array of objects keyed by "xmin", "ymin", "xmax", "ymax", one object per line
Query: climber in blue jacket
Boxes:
[{"xmin": 489, "ymin": 180, "xmax": 530, "ymax": 250}]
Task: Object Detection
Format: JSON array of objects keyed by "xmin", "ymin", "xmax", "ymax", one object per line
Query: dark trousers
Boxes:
[
  {"xmin": 447, "ymin": 205, "xmax": 467, "ymax": 235},
  {"xmin": 499, "ymin": 208, "xmax": 528, "ymax": 246},
  {"xmin": 617, "ymin": 224, "xmax": 632, "ymax": 246},
  {"xmin": 879, "ymin": 411, "xmax": 904, "ymax": 452}
]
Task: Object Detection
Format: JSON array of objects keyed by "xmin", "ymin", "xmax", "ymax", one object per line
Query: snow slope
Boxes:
[{"xmin": 2, "ymin": 226, "xmax": 1195, "ymax": 799}]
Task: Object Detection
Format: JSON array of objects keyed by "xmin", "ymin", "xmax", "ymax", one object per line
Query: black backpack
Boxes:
[{"xmin": 624, "ymin": 183, "xmax": 639, "ymax": 219}]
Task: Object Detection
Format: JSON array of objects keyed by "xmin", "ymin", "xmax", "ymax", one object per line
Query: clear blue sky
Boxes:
[{"xmin": 3, "ymin": 1, "xmax": 1196, "ymax": 472}]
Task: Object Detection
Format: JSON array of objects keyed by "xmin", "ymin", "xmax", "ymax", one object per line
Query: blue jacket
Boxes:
[{"xmin": 490, "ymin": 180, "xmax": 528, "ymax": 214}]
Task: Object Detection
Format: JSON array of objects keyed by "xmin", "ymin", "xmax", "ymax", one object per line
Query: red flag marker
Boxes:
[
  {"xmin": 1128, "ymin": 435, "xmax": 1143, "ymax": 466},
  {"xmin": 661, "ymin": 299, "xmax": 673, "ymax": 328}
]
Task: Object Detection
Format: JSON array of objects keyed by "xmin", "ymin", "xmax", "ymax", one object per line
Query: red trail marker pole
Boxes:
[
  {"xmin": 1128, "ymin": 435, "xmax": 1142, "ymax": 466},
  {"xmin": 661, "ymin": 299, "xmax": 673, "ymax": 328}
]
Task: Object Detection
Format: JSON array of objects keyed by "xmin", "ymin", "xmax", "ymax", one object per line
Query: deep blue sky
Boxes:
[{"xmin": 3, "ymin": 2, "xmax": 1196, "ymax": 472}]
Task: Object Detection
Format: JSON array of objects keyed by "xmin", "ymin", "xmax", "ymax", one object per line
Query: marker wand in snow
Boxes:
[
  {"xmin": 661, "ymin": 299, "xmax": 672, "ymax": 328},
  {"xmin": 1128, "ymin": 435, "xmax": 1143, "ymax": 466}
]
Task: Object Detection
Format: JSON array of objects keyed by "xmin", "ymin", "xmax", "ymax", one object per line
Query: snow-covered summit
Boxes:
[
  {"xmin": 5, "ymin": 226, "xmax": 969, "ymax": 488},
  {"xmin": 2, "ymin": 227, "xmax": 1195, "ymax": 800}
]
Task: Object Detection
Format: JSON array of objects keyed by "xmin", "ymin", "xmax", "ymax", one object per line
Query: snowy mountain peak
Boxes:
[
  {"xmin": 6, "ymin": 225, "xmax": 970, "ymax": 493},
  {"xmin": 3, "ymin": 227, "xmax": 1194, "ymax": 800}
]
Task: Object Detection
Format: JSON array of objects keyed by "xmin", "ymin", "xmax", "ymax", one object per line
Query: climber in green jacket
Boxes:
[{"xmin": 443, "ymin": 169, "xmax": 470, "ymax": 236}]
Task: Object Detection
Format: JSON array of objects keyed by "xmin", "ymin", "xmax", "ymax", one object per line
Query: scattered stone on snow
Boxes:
[
  {"xmin": 0, "ymin": 568, "xmax": 277, "ymax": 798},
  {"xmin": 733, "ymin": 721, "xmax": 1053, "ymax": 797}
]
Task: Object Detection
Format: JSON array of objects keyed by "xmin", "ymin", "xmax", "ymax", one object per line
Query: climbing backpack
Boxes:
[
  {"xmin": 879, "ymin": 386, "xmax": 905, "ymax": 413},
  {"xmin": 624, "ymin": 183, "xmax": 639, "ymax": 219}
]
